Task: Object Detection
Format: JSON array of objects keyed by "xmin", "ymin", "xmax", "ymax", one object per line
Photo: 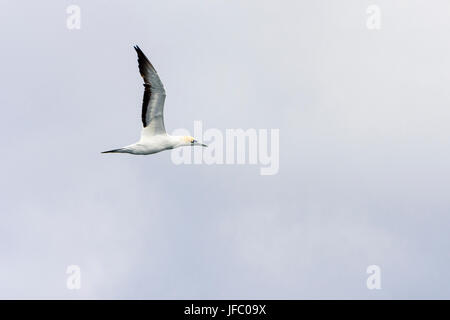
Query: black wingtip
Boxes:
[
  {"xmin": 133, "ymin": 45, "xmax": 157, "ymax": 73},
  {"xmin": 134, "ymin": 45, "xmax": 144, "ymax": 57}
]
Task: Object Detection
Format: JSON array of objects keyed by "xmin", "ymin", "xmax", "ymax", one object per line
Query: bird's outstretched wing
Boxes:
[{"xmin": 134, "ymin": 45, "xmax": 166, "ymax": 137}]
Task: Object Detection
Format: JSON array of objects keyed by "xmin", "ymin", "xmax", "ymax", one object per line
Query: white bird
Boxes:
[{"xmin": 102, "ymin": 46, "xmax": 207, "ymax": 155}]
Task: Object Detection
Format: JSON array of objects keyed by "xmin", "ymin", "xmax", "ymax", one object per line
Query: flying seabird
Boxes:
[{"xmin": 102, "ymin": 46, "xmax": 207, "ymax": 155}]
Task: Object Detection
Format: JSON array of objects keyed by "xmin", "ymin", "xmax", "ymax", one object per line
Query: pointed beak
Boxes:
[{"xmin": 192, "ymin": 140, "xmax": 207, "ymax": 147}]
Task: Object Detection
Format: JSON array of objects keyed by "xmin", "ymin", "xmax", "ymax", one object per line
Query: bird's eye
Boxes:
[{"xmin": 191, "ymin": 139, "xmax": 197, "ymax": 144}]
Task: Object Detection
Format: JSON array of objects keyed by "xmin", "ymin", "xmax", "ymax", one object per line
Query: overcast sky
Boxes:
[{"xmin": 1, "ymin": 0, "xmax": 450, "ymax": 299}]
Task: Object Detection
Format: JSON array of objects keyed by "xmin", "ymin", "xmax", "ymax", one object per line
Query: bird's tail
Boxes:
[{"xmin": 101, "ymin": 148, "xmax": 127, "ymax": 154}]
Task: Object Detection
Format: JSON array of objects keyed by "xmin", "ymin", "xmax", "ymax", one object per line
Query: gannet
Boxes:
[{"xmin": 102, "ymin": 46, "xmax": 207, "ymax": 155}]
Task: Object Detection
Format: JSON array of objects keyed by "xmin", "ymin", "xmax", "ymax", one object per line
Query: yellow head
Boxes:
[
  {"xmin": 179, "ymin": 136, "xmax": 207, "ymax": 147},
  {"xmin": 183, "ymin": 136, "xmax": 196, "ymax": 144}
]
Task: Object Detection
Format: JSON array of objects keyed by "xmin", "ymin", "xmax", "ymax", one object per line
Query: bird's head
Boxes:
[{"xmin": 181, "ymin": 136, "xmax": 207, "ymax": 147}]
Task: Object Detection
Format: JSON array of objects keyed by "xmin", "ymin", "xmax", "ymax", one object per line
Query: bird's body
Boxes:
[
  {"xmin": 102, "ymin": 46, "xmax": 206, "ymax": 155},
  {"xmin": 104, "ymin": 134, "xmax": 187, "ymax": 155}
]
